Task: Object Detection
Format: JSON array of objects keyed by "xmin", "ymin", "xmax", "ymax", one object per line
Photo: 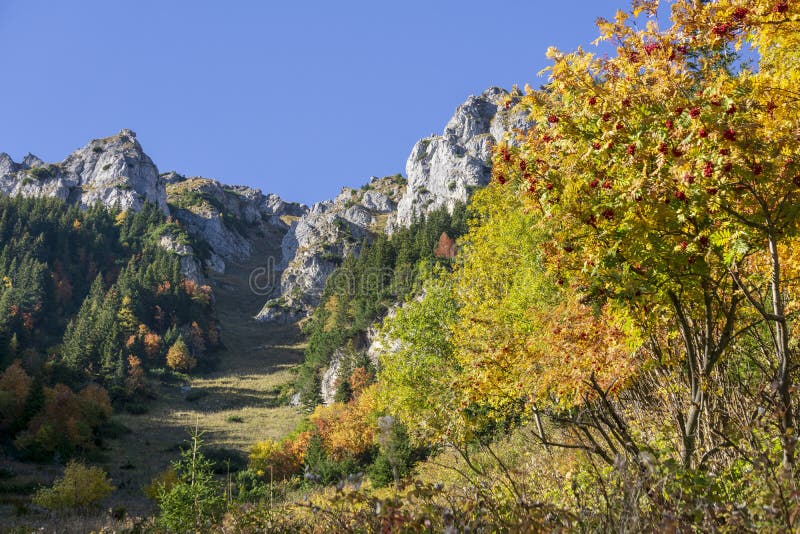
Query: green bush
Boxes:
[{"xmin": 32, "ymin": 461, "xmax": 114, "ymax": 512}]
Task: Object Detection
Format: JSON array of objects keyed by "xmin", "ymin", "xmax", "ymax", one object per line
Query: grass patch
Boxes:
[{"xmin": 184, "ymin": 389, "xmax": 208, "ymax": 402}]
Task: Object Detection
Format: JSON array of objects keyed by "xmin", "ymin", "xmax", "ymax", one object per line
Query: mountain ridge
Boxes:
[{"xmin": 0, "ymin": 86, "xmax": 528, "ymax": 322}]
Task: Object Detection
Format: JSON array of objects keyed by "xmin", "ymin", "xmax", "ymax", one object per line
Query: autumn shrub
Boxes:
[
  {"xmin": 32, "ymin": 460, "xmax": 114, "ymax": 512},
  {"xmin": 166, "ymin": 337, "xmax": 196, "ymax": 372},
  {"xmin": 309, "ymin": 384, "xmax": 377, "ymax": 461},
  {"xmin": 15, "ymin": 383, "xmax": 112, "ymax": 460},
  {"xmin": 143, "ymin": 466, "xmax": 179, "ymax": 501},
  {"xmin": 0, "ymin": 360, "xmax": 32, "ymax": 431}
]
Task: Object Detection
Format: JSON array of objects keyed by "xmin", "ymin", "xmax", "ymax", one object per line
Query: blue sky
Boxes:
[{"xmin": 0, "ymin": 1, "xmax": 631, "ymax": 204}]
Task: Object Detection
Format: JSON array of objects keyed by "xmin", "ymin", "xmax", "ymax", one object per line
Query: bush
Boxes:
[
  {"xmin": 32, "ymin": 461, "xmax": 114, "ymax": 512},
  {"xmin": 143, "ymin": 467, "xmax": 179, "ymax": 501},
  {"xmin": 166, "ymin": 337, "xmax": 196, "ymax": 372}
]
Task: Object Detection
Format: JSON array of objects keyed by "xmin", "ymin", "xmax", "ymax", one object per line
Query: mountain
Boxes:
[
  {"xmin": 257, "ymin": 87, "xmax": 528, "ymax": 322},
  {"xmin": 0, "ymin": 129, "xmax": 167, "ymax": 213},
  {"xmin": 255, "ymin": 175, "xmax": 406, "ymax": 323},
  {"xmin": 0, "ymin": 87, "xmax": 527, "ymax": 323},
  {"xmin": 388, "ymin": 87, "xmax": 527, "ymax": 230}
]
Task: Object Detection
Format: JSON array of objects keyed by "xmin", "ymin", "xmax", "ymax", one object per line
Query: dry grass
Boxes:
[{"xmin": 103, "ymin": 229, "xmax": 306, "ymax": 514}]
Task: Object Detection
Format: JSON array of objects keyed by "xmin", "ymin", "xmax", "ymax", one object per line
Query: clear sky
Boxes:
[{"xmin": 0, "ymin": 1, "xmax": 630, "ymax": 205}]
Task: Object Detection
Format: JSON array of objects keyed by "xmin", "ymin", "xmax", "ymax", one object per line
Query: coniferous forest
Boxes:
[{"xmin": 2, "ymin": 0, "xmax": 800, "ymax": 532}]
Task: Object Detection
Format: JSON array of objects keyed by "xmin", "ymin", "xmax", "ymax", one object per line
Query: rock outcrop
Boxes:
[
  {"xmin": 388, "ymin": 87, "xmax": 528, "ymax": 231},
  {"xmin": 0, "ymin": 129, "xmax": 168, "ymax": 214},
  {"xmin": 165, "ymin": 175, "xmax": 306, "ymax": 273},
  {"xmin": 256, "ymin": 175, "xmax": 405, "ymax": 323}
]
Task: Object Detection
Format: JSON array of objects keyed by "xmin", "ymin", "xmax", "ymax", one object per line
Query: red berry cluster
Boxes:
[
  {"xmin": 644, "ymin": 42, "xmax": 660, "ymax": 55},
  {"xmin": 774, "ymin": 1, "xmax": 789, "ymax": 14},
  {"xmin": 711, "ymin": 22, "xmax": 733, "ymax": 37},
  {"xmin": 732, "ymin": 7, "xmax": 750, "ymax": 21},
  {"xmin": 703, "ymin": 161, "xmax": 714, "ymax": 177}
]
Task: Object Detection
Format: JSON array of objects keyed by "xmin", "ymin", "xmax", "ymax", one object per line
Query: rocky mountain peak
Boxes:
[
  {"xmin": 0, "ymin": 128, "xmax": 168, "ymax": 214},
  {"xmin": 256, "ymin": 174, "xmax": 406, "ymax": 323},
  {"xmin": 388, "ymin": 87, "xmax": 529, "ymax": 231}
]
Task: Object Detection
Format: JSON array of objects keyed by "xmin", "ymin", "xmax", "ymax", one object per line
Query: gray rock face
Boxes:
[
  {"xmin": 320, "ymin": 348, "xmax": 344, "ymax": 405},
  {"xmin": 159, "ymin": 234, "xmax": 205, "ymax": 284},
  {"xmin": 0, "ymin": 129, "xmax": 168, "ymax": 214},
  {"xmin": 388, "ymin": 87, "xmax": 528, "ymax": 231},
  {"xmin": 166, "ymin": 176, "xmax": 306, "ymax": 273},
  {"xmin": 256, "ymin": 175, "xmax": 405, "ymax": 322}
]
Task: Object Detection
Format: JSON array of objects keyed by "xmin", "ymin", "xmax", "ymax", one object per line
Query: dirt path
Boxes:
[{"xmin": 102, "ymin": 229, "xmax": 305, "ymax": 515}]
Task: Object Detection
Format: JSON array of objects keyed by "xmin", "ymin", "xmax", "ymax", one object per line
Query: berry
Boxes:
[
  {"xmin": 563, "ymin": 245, "xmax": 574, "ymax": 253},
  {"xmin": 711, "ymin": 22, "xmax": 732, "ymax": 37},
  {"xmin": 706, "ymin": 187, "xmax": 718, "ymax": 196},
  {"xmin": 699, "ymin": 235, "xmax": 710, "ymax": 248},
  {"xmin": 752, "ymin": 163, "xmax": 763, "ymax": 175},
  {"xmin": 732, "ymin": 7, "xmax": 750, "ymax": 21},
  {"xmin": 615, "ymin": 122, "xmax": 624, "ymax": 131},
  {"xmin": 698, "ymin": 127, "xmax": 708, "ymax": 138},
  {"xmin": 723, "ymin": 162, "xmax": 733, "ymax": 173},
  {"xmin": 602, "ymin": 180, "xmax": 612, "ymax": 189},
  {"xmin": 588, "ymin": 96, "xmax": 598, "ymax": 105},
  {"xmin": 726, "ymin": 104, "xmax": 737, "ymax": 115},
  {"xmin": 622, "ymin": 98, "xmax": 631, "ymax": 107},
  {"xmin": 674, "ymin": 107, "xmax": 685, "ymax": 115},
  {"xmin": 592, "ymin": 142, "xmax": 601, "ymax": 150},
  {"xmin": 589, "ymin": 178, "xmax": 599, "ymax": 188},
  {"xmin": 689, "ymin": 107, "xmax": 701, "ymax": 118},
  {"xmin": 496, "ymin": 173, "xmax": 507, "ymax": 184},
  {"xmin": 644, "ymin": 43, "xmax": 659, "ymax": 55},
  {"xmin": 774, "ymin": 1, "xmax": 789, "ymax": 14},
  {"xmin": 658, "ymin": 142, "xmax": 668, "ymax": 154},
  {"xmin": 675, "ymin": 190, "xmax": 687, "ymax": 201},
  {"xmin": 710, "ymin": 96, "xmax": 721, "ymax": 106},
  {"xmin": 548, "ymin": 115, "xmax": 560, "ymax": 123},
  {"xmin": 684, "ymin": 174, "xmax": 695, "ymax": 184},
  {"xmin": 545, "ymin": 182, "xmax": 554, "ymax": 190},
  {"xmin": 703, "ymin": 161, "xmax": 714, "ymax": 177},
  {"xmin": 602, "ymin": 208, "xmax": 614, "ymax": 220},
  {"xmin": 519, "ymin": 160, "xmax": 527, "ymax": 171},
  {"xmin": 665, "ymin": 119, "xmax": 674, "ymax": 130},
  {"xmin": 719, "ymin": 148, "xmax": 731, "ymax": 156},
  {"xmin": 627, "ymin": 144, "xmax": 636, "ymax": 155},
  {"xmin": 680, "ymin": 240, "xmax": 688, "ymax": 250},
  {"xmin": 602, "ymin": 112, "xmax": 612, "ymax": 122},
  {"xmin": 672, "ymin": 147, "xmax": 684, "ymax": 157}
]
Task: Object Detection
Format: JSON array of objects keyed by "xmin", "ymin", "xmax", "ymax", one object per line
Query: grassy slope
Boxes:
[{"xmin": 0, "ymin": 226, "xmax": 306, "ymax": 529}]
